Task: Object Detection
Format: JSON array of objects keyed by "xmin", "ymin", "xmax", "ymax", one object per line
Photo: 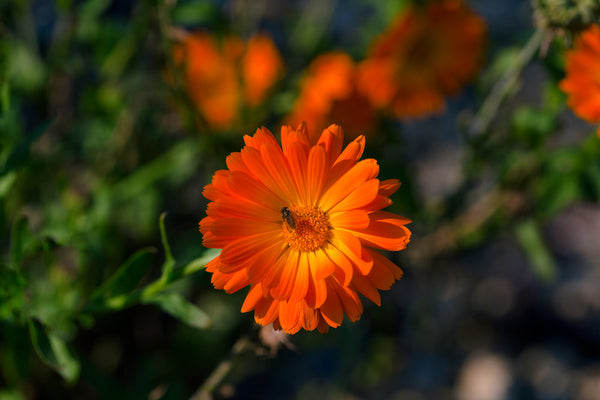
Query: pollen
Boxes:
[{"xmin": 282, "ymin": 206, "xmax": 331, "ymax": 251}]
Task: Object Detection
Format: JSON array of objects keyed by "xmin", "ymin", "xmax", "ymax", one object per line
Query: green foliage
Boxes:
[
  {"xmin": 143, "ymin": 292, "xmax": 211, "ymax": 330},
  {"xmin": 514, "ymin": 219, "xmax": 557, "ymax": 282},
  {"xmin": 0, "ymin": 266, "xmax": 27, "ymax": 322},
  {"xmin": 28, "ymin": 319, "xmax": 80, "ymax": 383},
  {"xmin": 90, "ymin": 248, "xmax": 156, "ymax": 301}
]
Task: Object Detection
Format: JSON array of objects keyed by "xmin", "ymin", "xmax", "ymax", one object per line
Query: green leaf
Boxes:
[
  {"xmin": 0, "ymin": 172, "xmax": 16, "ymax": 199},
  {"xmin": 172, "ymin": 2, "xmax": 219, "ymax": 25},
  {"xmin": 144, "ymin": 292, "xmax": 211, "ymax": 330},
  {"xmin": 28, "ymin": 320, "xmax": 80, "ymax": 383},
  {"xmin": 514, "ymin": 219, "xmax": 557, "ymax": 282},
  {"xmin": 91, "ymin": 247, "xmax": 156, "ymax": 300},
  {"xmin": 0, "ymin": 266, "xmax": 27, "ymax": 322},
  {"xmin": 176, "ymin": 248, "xmax": 220, "ymax": 278}
]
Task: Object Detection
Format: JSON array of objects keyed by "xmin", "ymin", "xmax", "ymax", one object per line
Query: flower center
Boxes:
[{"xmin": 282, "ymin": 206, "xmax": 330, "ymax": 251}]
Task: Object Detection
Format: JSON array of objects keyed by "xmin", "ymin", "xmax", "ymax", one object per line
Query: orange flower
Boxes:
[
  {"xmin": 173, "ymin": 33, "xmax": 242, "ymax": 130},
  {"xmin": 358, "ymin": 0, "xmax": 486, "ymax": 118},
  {"xmin": 242, "ymin": 34, "xmax": 284, "ymax": 107},
  {"xmin": 199, "ymin": 124, "xmax": 411, "ymax": 334},
  {"xmin": 287, "ymin": 53, "xmax": 375, "ymax": 142},
  {"xmin": 559, "ymin": 24, "xmax": 600, "ymax": 137},
  {"xmin": 173, "ymin": 32, "xmax": 283, "ymax": 130}
]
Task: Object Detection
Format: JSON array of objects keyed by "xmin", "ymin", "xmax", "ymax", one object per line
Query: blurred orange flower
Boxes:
[
  {"xmin": 199, "ymin": 124, "xmax": 411, "ymax": 334},
  {"xmin": 358, "ymin": 0, "xmax": 486, "ymax": 119},
  {"xmin": 242, "ymin": 35, "xmax": 284, "ymax": 107},
  {"xmin": 559, "ymin": 24, "xmax": 600, "ymax": 137},
  {"xmin": 287, "ymin": 53, "xmax": 375, "ymax": 142},
  {"xmin": 173, "ymin": 32, "xmax": 283, "ymax": 130}
]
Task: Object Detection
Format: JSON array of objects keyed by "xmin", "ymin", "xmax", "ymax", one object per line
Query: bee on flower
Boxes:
[{"xmin": 199, "ymin": 123, "xmax": 411, "ymax": 334}]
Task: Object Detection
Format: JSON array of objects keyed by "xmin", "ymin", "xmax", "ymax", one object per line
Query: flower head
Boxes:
[
  {"xmin": 287, "ymin": 53, "xmax": 375, "ymax": 142},
  {"xmin": 199, "ymin": 124, "xmax": 411, "ymax": 334},
  {"xmin": 173, "ymin": 32, "xmax": 283, "ymax": 131},
  {"xmin": 173, "ymin": 32, "xmax": 241, "ymax": 130},
  {"xmin": 559, "ymin": 24, "xmax": 600, "ymax": 137},
  {"xmin": 358, "ymin": 0, "xmax": 486, "ymax": 118},
  {"xmin": 242, "ymin": 34, "xmax": 284, "ymax": 107}
]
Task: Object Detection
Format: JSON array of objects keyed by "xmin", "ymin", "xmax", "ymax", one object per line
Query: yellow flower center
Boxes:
[{"xmin": 282, "ymin": 206, "xmax": 330, "ymax": 251}]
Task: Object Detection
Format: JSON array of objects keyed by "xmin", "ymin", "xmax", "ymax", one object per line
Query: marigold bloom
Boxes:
[
  {"xmin": 358, "ymin": 0, "xmax": 486, "ymax": 118},
  {"xmin": 287, "ymin": 53, "xmax": 375, "ymax": 142},
  {"xmin": 199, "ymin": 124, "xmax": 411, "ymax": 334},
  {"xmin": 173, "ymin": 32, "xmax": 283, "ymax": 130},
  {"xmin": 559, "ymin": 24, "xmax": 600, "ymax": 137}
]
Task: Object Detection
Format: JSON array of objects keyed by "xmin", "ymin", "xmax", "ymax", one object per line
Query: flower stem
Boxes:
[
  {"xmin": 188, "ymin": 335, "xmax": 252, "ymax": 400},
  {"xmin": 469, "ymin": 28, "xmax": 545, "ymax": 137}
]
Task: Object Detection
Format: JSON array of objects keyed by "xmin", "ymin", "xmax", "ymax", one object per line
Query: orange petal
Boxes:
[
  {"xmin": 220, "ymin": 232, "xmax": 281, "ymax": 266},
  {"xmin": 329, "ymin": 179, "xmax": 380, "ymax": 213},
  {"xmin": 368, "ymin": 248, "xmax": 404, "ymax": 280},
  {"xmin": 330, "ymin": 229, "xmax": 373, "ymax": 275},
  {"xmin": 227, "ymin": 171, "xmax": 282, "ymax": 211},
  {"xmin": 321, "ymin": 243, "xmax": 354, "ymax": 286},
  {"xmin": 351, "ymin": 273, "xmax": 381, "ymax": 306},
  {"xmin": 333, "ymin": 282, "xmax": 363, "ymax": 322},
  {"xmin": 307, "ymin": 144, "xmax": 328, "ymax": 206},
  {"xmin": 269, "ymin": 250, "xmax": 300, "ymax": 300},
  {"xmin": 281, "ymin": 124, "xmax": 310, "ymax": 157},
  {"xmin": 223, "ymin": 269, "xmax": 251, "ymax": 293},
  {"xmin": 225, "ymin": 152, "xmax": 246, "ymax": 172},
  {"xmin": 329, "ymin": 209, "xmax": 371, "ymax": 230},
  {"xmin": 285, "ymin": 141, "xmax": 309, "ymax": 204},
  {"xmin": 289, "ymin": 253, "xmax": 310, "ymax": 302},
  {"xmin": 319, "ymin": 283, "xmax": 344, "ymax": 328},
  {"xmin": 240, "ymin": 146, "xmax": 288, "ymax": 201},
  {"xmin": 378, "ymin": 179, "xmax": 401, "ymax": 197},
  {"xmin": 350, "ymin": 211, "xmax": 411, "ymax": 251},
  {"xmin": 335, "ymin": 135, "xmax": 365, "ymax": 165},
  {"xmin": 260, "ymin": 140, "xmax": 301, "ymax": 201},
  {"xmin": 244, "ymin": 127, "xmax": 278, "ymax": 150},
  {"xmin": 247, "ymin": 241, "xmax": 288, "ymax": 283},
  {"xmin": 279, "ymin": 301, "xmax": 303, "ymax": 334},
  {"xmin": 310, "ymin": 248, "xmax": 335, "ymax": 281},
  {"xmin": 241, "ymin": 283, "xmax": 265, "ymax": 312},
  {"xmin": 207, "ymin": 197, "xmax": 278, "ymax": 222},
  {"xmin": 316, "ymin": 124, "xmax": 344, "ymax": 165},
  {"xmin": 302, "ymin": 304, "xmax": 320, "ymax": 331},
  {"xmin": 254, "ymin": 297, "xmax": 279, "ymax": 325},
  {"xmin": 320, "ymin": 159, "xmax": 379, "ymax": 211}
]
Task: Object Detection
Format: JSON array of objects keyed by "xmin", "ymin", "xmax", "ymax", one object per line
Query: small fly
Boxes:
[{"xmin": 281, "ymin": 207, "xmax": 296, "ymax": 230}]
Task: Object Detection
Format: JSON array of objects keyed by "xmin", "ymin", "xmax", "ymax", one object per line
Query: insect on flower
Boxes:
[
  {"xmin": 281, "ymin": 207, "xmax": 296, "ymax": 230},
  {"xmin": 199, "ymin": 123, "xmax": 412, "ymax": 334}
]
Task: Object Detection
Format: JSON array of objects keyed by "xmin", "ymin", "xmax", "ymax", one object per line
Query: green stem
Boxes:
[
  {"xmin": 188, "ymin": 334, "xmax": 252, "ymax": 400},
  {"xmin": 83, "ymin": 249, "xmax": 219, "ymax": 314},
  {"xmin": 469, "ymin": 28, "xmax": 545, "ymax": 137}
]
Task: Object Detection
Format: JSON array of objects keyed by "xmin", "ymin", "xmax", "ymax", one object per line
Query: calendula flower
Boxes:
[
  {"xmin": 559, "ymin": 24, "xmax": 600, "ymax": 137},
  {"xmin": 173, "ymin": 32, "xmax": 242, "ymax": 130},
  {"xmin": 199, "ymin": 124, "xmax": 411, "ymax": 334},
  {"xmin": 242, "ymin": 34, "xmax": 284, "ymax": 107},
  {"xmin": 173, "ymin": 32, "xmax": 283, "ymax": 130},
  {"xmin": 358, "ymin": 0, "xmax": 486, "ymax": 118},
  {"xmin": 287, "ymin": 53, "xmax": 375, "ymax": 142}
]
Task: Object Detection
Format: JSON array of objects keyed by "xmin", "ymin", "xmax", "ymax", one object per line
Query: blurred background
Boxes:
[{"xmin": 1, "ymin": 0, "xmax": 600, "ymax": 399}]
